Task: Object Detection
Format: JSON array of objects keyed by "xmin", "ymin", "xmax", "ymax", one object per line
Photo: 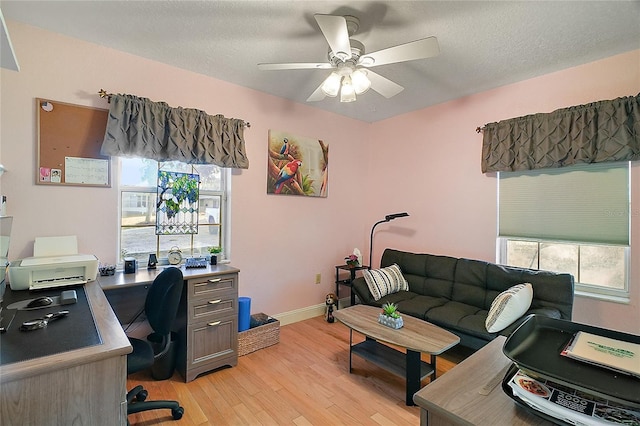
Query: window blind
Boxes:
[{"xmin": 498, "ymin": 162, "xmax": 629, "ymax": 245}]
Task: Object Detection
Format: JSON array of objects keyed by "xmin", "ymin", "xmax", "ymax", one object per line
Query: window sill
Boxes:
[{"xmin": 574, "ymin": 289, "xmax": 630, "ymax": 305}]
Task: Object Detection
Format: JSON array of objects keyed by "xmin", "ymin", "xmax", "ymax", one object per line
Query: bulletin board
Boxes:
[{"xmin": 36, "ymin": 98, "xmax": 111, "ymax": 187}]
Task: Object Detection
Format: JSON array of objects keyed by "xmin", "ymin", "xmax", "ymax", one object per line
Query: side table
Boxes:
[{"xmin": 334, "ymin": 264, "xmax": 369, "ymax": 309}]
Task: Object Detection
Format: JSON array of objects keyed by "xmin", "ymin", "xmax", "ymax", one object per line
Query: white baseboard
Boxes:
[{"xmin": 274, "ymin": 297, "xmax": 351, "ymax": 326}]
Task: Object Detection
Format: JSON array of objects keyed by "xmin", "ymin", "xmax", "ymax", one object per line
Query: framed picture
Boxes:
[{"xmin": 267, "ymin": 129, "xmax": 328, "ymax": 197}]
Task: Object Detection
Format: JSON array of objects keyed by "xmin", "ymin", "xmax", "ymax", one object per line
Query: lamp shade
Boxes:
[
  {"xmin": 385, "ymin": 212, "xmax": 409, "ymax": 221},
  {"xmin": 321, "ymin": 72, "xmax": 341, "ymax": 97},
  {"xmin": 351, "ymin": 69, "xmax": 371, "ymax": 95},
  {"xmin": 340, "ymin": 76, "xmax": 356, "ymax": 103}
]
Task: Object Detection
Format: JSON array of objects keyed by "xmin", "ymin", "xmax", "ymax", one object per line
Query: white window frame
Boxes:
[
  {"xmin": 117, "ymin": 158, "xmax": 230, "ymax": 265},
  {"xmin": 497, "ymin": 237, "xmax": 630, "ymax": 303}
]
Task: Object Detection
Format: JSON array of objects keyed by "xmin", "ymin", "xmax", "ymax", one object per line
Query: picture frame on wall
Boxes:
[{"xmin": 267, "ymin": 129, "xmax": 328, "ymax": 198}]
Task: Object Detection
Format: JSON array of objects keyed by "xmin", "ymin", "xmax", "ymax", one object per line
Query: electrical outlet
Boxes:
[{"xmin": 315, "ymin": 273, "xmax": 321, "ymax": 284}]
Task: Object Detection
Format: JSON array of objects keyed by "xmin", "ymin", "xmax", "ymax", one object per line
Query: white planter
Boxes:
[{"xmin": 378, "ymin": 313, "xmax": 404, "ymax": 329}]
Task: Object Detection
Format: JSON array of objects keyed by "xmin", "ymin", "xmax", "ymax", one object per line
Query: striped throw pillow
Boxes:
[
  {"xmin": 485, "ymin": 283, "xmax": 533, "ymax": 333},
  {"xmin": 363, "ymin": 264, "xmax": 409, "ymax": 301}
]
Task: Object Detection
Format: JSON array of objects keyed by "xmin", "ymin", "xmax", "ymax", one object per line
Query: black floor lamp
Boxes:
[{"xmin": 368, "ymin": 212, "xmax": 409, "ymax": 269}]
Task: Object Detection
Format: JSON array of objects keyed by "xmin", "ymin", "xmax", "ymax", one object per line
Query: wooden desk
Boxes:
[
  {"xmin": 413, "ymin": 336, "xmax": 552, "ymax": 426},
  {"xmin": 99, "ymin": 264, "xmax": 240, "ymax": 382},
  {"xmin": 0, "ymin": 281, "xmax": 132, "ymax": 425}
]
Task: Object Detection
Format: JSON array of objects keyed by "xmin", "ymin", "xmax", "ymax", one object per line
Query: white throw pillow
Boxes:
[
  {"xmin": 485, "ymin": 283, "xmax": 533, "ymax": 333},
  {"xmin": 363, "ymin": 263, "xmax": 409, "ymax": 301}
]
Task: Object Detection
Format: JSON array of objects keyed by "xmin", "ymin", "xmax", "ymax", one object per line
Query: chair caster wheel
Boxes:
[
  {"xmin": 172, "ymin": 406, "xmax": 184, "ymax": 420},
  {"xmin": 136, "ymin": 390, "xmax": 148, "ymax": 402}
]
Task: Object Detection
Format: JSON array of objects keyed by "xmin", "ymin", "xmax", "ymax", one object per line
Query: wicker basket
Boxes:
[{"xmin": 238, "ymin": 313, "xmax": 280, "ymax": 356}]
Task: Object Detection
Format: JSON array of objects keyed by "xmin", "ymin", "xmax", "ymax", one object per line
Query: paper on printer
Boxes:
[{"xmin": 8, "ymin": 235, "xmax": 98, "ymax": 290}]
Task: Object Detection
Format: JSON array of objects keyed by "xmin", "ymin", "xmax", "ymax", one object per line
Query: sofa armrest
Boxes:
[{"xmin": 351, "ymin": 277, "xmax": 376, "ymax": 305}]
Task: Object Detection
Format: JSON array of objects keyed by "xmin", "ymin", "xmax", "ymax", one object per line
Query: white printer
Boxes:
[{"xmin": 8, "ymin": 235, "xmax": 98, "ymax": 291}]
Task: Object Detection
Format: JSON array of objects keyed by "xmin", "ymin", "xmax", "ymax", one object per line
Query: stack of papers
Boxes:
[
  {"xmin": 562, "ymin": 331, "xmax": 640, "ymax": 379},
  {"xmin": 508, "ymin": 370, "xmax": 640, "ymax": 425}
]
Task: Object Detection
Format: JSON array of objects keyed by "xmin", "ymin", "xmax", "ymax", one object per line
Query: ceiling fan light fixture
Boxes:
[
  {"xmin": 351, "ymin": 69, "xmax": 371, "ymax": 95},
  {"xmin": 340, "ymin": 76, "xmax": 356, "ymax": 103},
  {"xmin": 335, "ymin": 51, "xmax": 351, "ymax": 62},
  {"xmin": 321, "ymin": 72, "xmax": 341, "ymax": 97},
  {"xmin": 359, "ymin": 56, "xmax": 375, "ymax": 67}
]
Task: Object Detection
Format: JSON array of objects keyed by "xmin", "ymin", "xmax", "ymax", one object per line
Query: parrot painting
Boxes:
[
  {"xmin": 274, "ymin": 160, "xmax": 302, "ymax": 194},
  {"xmin": 279, "ymin": 138, "xmax": 289, "ymax": 157}
]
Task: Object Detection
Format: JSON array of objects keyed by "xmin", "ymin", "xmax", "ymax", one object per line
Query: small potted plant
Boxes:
[
  {"xmin": 378, "ymin": 302, "xmax": 404, "ymax": 329},
  {"xmin": 345, "ymin": 254, "xmax": 359, "ymax": 268},
  {"xmin": 208, "ymin": 246, "xmax": 222, "ymax": 265}
]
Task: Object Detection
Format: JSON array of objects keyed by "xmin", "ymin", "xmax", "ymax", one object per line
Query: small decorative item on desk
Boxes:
[
  {"xmin": 124, "ymin": 257, "xmax": 137, "ymax": 274},
  {"xmin": 185, "ymin": 257, "xmax": 208, "ymax": 268},
  {"xmin": 167, "ymin": 246, "xmax": 182, "ymax": 265},
  {"xmin": 99, "ymin": 264, "xmax": 115, "ymax": 276},
  {"xmin": 208, "ymin": 246, "xmax": 222, "ymax": 265},
  {"xmin": 378, "ymin": 302, "xmax": 404, "ymax": 329},
  {"xmin": 147, "ymin": 253, "xmax": 157, "ymax": 269},
  {"xmin": 345, "ymin": 254, "xmax": 359, "ymax": 268}
]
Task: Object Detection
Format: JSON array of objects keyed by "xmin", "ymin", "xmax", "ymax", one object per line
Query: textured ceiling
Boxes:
[{"xmin": 2, "ymin": 1, "xmax": 639, "ymax": 122}]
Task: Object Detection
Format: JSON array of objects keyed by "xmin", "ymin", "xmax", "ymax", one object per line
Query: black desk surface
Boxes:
[{"xmin": 0, "ymin": 285, "xmax": 102, "ymax": 365}]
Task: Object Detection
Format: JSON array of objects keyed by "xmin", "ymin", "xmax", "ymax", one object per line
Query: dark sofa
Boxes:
[{"xmin": 351, "ymin": 249, "xmax": 575, "ymax": 350}]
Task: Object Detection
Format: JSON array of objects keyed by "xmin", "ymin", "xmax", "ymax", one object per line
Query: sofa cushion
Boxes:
[
  {"xmin": 485, "ymin": 283, "xmax": 533, "ymax": 333},
  {"xmin": 363, "ymin": 263, "xmax": 409, "ymax": 301},
  {"xmin": 390, "ymin": 295, "xmax": 449, "ymax": 320},
  {"xmin": 452, "ymin": 258, "xmax": 489, "ymax": 307},
  {"xmin": 381, "ymin": 250, "xmax": 457, "ymax": 299},
  {"xmin": 376, "ymin": 290, "xmax": 416, "ymax": 303},
  {"xmin": 426, "ymin": 300, "xmax": 482, "ymax": 328},
  {"xmin": 455, "ymin": 312, "xmax": 496, "ymax": 340}
]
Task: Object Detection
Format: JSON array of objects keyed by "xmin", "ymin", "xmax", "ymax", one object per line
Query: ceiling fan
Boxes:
[{"xmin": 258, "ymin": 14, "xmax": 440, "ymax": 103}]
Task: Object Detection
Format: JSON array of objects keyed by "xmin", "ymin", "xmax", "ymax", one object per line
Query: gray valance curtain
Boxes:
[
  {"xmin": 101, "ymin": 94, "xmax": 249, "ymax": 169},
  {"xmin": 481, "ymin": 94, "xmax": 640, "ymax": 173}
]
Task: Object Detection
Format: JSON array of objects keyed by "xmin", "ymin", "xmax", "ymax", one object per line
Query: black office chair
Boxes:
[{"xmin": 126, "ymin": 266, "xmax": 185, "ymax": 424}]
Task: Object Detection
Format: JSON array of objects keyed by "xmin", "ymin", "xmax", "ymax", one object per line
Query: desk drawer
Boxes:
[
  {"xmin": 189, "ymin": 274, "xmax": 236, "ymax": 298},
  {"xmin": 188, "ymin": 313, "xmax": 237, "ymax": 368},
  {"xmin": 189, "ymin": 292, "xmax": 236, "ymax": 321}
]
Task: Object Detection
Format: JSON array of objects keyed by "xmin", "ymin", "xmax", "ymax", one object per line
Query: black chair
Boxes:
[{"xmin": 126, "ymin": 266, "xmax": 185, "ymax": 424}]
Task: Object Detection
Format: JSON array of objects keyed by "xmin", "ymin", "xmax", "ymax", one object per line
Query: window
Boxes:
[
  {"xmin": 119, "ymin": 158, "xmax": 229, "ymax": 264},
  {"xmin": 498, "ymin": 162, "xmax": 630, "ymax": 301}
]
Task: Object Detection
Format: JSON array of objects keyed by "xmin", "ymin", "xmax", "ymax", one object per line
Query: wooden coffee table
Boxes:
[{"xmin": 333, "ymin": 304, "xmax": 460, "ymax": 406}]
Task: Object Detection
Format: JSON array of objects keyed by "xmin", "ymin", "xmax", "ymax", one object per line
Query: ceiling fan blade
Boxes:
[
  {"xmin": 306, "ymin": 83, "xmax": 326, "ymax": 102},
  {"xmin": 314, "ymin": 14, "xmax": 352, "ymax": 61},
  {"xmin": 258, "ymin": 62, "xmax": 334, "ymax": 70},
  {"xmin": 358, "ymin": 37, "xmax": 439, "ymax": 68},
  {"xmin": 366, "ymin": 70, "xmax": 404, "ymax": 98}
]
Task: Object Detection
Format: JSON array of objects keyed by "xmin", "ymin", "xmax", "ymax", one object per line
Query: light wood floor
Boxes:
[{"xmin": 127, "ymin": 315, "xmax": 474, "ymax": 426}]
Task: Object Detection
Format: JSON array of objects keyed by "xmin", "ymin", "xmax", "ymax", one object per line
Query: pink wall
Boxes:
[
  {"xmin": 1, "ymin": 21, "xmax": 639, "ymax": 333},
  {"xmin": 368, "ymin": 50, "xmax": 640, "ymax": 334},
  {"xmin": 0, "ymin": 22, "xmax": 370, "ymax": 316}
]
